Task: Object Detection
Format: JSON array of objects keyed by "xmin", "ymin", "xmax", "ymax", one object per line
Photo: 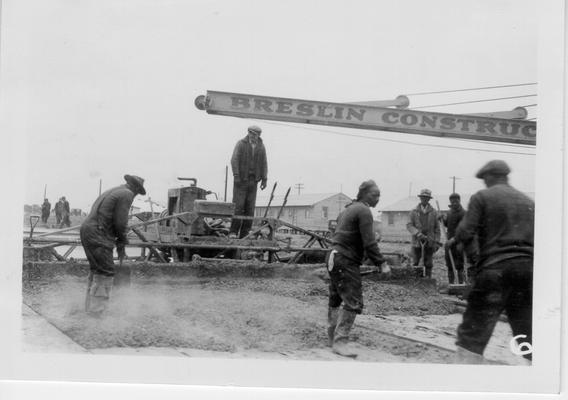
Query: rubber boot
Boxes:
[
  {"xmin": 332, "ymin": 309, "xmax": 359, "ymax": 357},
  {"xmin": 457, "ymin": 270, "xmax": 465, "ymax": 284},
  {"xmin": 327, "ymin": 307, "xmax": 340, "ymax": 347},
  {"xmin": 425, "ymin": 267, "xmax": 433, "ymax": 279},
  {"xmin": 447, "ymin": 268, "xmax": 455, "ymax": 284},
  {"xmin": 454, "ymin": 346, "xmax": 485, "ymax": 364},
  {"xmin": 86, "ymin": 273, "xmax": 113, "ymax": 317}
]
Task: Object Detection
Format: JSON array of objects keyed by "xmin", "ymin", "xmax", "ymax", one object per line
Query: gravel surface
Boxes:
[{"xmin": 22, "ymin": 254, "xmax": 461, "ymax": 356}]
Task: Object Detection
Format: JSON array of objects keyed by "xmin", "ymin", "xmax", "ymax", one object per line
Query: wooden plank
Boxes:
[
  {"xmin": 62, "ymin": 245, "xmax": 77, "ymax": 260},
  {"xmin": 131, "ymin": 227, "xmax": 167, "ymax": 263}
]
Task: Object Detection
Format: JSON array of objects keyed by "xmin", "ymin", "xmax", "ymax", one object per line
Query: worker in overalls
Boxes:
[
  {"xmin": 229, "ymin": 125, "xmax": 268, "ymax": 238},
  {"xmin": 406, "ymin": 189, "xmax": 441, "ymax": 278},
  {"xmin": 80, "ymin": 175, "xmax": 146, "ymax": 316}
]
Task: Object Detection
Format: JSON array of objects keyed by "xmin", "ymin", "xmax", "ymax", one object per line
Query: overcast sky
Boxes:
[{"xmin": 2, "ymin": 0, "xmax": 537, "ymax": 212}]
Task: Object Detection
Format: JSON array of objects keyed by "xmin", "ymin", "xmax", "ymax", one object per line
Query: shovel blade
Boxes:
[{"xmin": 114, "ymin": 263, "xmax": 132, "ymax": 287}]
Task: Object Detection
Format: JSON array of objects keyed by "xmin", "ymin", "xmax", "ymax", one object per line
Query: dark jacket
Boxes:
[
  {"xmin": 80, "ymin": 185, "xmax": 135, "ymax": 249},
  {"xmin": 231, "ymin": 136, "xmax": 267, "ymax": 183},
  {"xmin": 332, "ymin": 201, "xmax": 384, "ymax": 266},
  {"xmin": 455, "ymin": 183, "xmax": 534, "ymax": 268},
  {"xmin": 41, "ymin": 201, "xmax": 51, "ymax": 215},
  {"xmin": 444, "ymin": 205, "xmax": 466, "ymax": 239},
  {"xmin": 407, "ymin": 203, "xmax": 441, "ymax": 247}
]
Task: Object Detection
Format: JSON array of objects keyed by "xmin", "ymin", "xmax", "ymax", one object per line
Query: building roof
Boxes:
[
  {"xmin": 255, "ymin": 192, "xmax": 352, "ymax": 208},
  {"xmin": 380, "ymin": 192, "xmax": 534, "ymax": 212}
]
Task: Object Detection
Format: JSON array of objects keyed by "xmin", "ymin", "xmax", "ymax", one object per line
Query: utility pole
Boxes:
[
  {"xmin": 43, "ymin": 184, "xmax": 47, "ymax": 199},
  {"xmin": 295, "ymin": 183, "xmax": 304, "ymax": 195},
  {"xmin": 99, "ymin": 179, "xmax": 102, "ymax": 196},
  {"xmin": 449, "ymin": 176, "xmax": 461, "ymax": 193},
  {"xmin": 224, "ymin": 165, "xmax": 228, "ymax": 202}
]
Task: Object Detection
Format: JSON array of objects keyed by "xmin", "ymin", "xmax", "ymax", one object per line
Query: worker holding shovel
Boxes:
[
  {"xmin": 406, "ymin": 189, "xmax": 441, "ymax": 279},
  {"xmin": 81, "ymin": 174, "xmax": 146, "ymax": 317},
  {"xmin": 440, "ymin": 193, "xmax": 466, "ymax": 284}
]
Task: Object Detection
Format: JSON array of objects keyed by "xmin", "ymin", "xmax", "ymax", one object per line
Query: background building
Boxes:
[
  {"xmin": 379, "ymin": 192, "xmax": 535, "ymax": 242},
  {"xmin": 254, "ymin": 192, "xmax": 352, "ymax": 233}
]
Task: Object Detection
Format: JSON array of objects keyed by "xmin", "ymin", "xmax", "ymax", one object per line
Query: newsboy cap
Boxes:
[
  {"xmin": 475, "ymin": 160, "xmax": 511, "ymax": 179},
  {"xmin": 449, "ymin": 193, "xmax": 461, "ymax": 200},
  {"xmin": 418, "ymin": 188, "xmax": 432, "ymax": 198},
  {"xmin": 248, "ymin": 125, "xmax": 262, "ymax": 135},
  {"xmin": 124, "ymin": 174, "xmax": 146, "ymax": 195}
]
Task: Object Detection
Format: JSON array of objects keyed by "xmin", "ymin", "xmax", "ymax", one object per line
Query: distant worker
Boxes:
[
  {"xmin": 327, "ymin": 180, "xmax": 387, "ymax": 357},
  {"xmin": 80, "ymin": 175, "xmax": 146, "ymax": 316},
  {"xmin": 41, "ymin": 198, "xmax": 51, "ymax": 224},
  {"xmin": 59, "ymin": 196, "xmax": 71, "ymax": 228},
  {"xmin": 406, "ymin": 189, "xmax": 441, "ymax": 278},
  {"xmin": 449, "ymin": 160, "xmax": 534, "ymax": 363},
  {"xmin": 54, "ymin": 198, "xmax": 63, "ymax": 226},
  {"xmin": 441, "ymin": 193, "xmax": 466, "ymax": 284},
  {"xmin": 229, "ymin": 125, "xmax": 268, "ymax": 238}
]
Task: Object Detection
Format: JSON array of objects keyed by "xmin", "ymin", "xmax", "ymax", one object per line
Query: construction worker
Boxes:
[
  {"xmin": 450, "ymin": 160, "xmax": 534, "ymax": 363},
  {"xmin": 41, "ymin": 198, "xmax": 51, "ymax": 224},
  {"xmin": 54, "ymin": 198, "xmax": 63, "ymax": 226},
  {"xmin": 406, "ymin": 189, "xmax": 441, "ymax": 278},
  {"xmin": 441, "ymin": 193, "xmax": 466, "ymax": 284},
  {"xmin": 229, "ymin": 125, "xmax": 268, "ymax": 238},
  {"xmin": 80, "ymin": 175, "xmax": 146, "ymax": 316},
  {"xmin": 327, "ymin": 180, "xmax": 386, "ymax": 357},
  {"xmin": 59, "ymin": 196, "xmax": 71, "ymax": 228}
]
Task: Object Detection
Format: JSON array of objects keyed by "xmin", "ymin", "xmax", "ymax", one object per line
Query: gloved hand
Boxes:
[
  {"xmin": 260, "ymin": 179, "xmax": 267, "ymax": 190},
  {"xmin": 379, "ymin": 263, "xmax": 392, "ymax": 279},
  {"xmin": 445, "ymin": 238, "xmax": 456, "ymax": 249},
  {"xmin": 416, "ymin": 232, "xmax": 426, "ymax": 240}
]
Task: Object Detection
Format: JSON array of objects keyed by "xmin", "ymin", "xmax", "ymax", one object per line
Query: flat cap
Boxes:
[
  {"xmin": 475, "ymin": 160, "xmax": 511, "ymax": 179},
  {"xmin": 248, "ymin": 125, "xmax": 262, "ymax": 134},
  {"xmin": 124, "ymin": 174, "xmax": 146, "ymax": 195},
  {"xmin": 418, "ymin": 188, "xmax": 432, "ymax": 198},
  {"xmin": 449, "ymin": 193, "xmax": 461, "ymax": 200}
]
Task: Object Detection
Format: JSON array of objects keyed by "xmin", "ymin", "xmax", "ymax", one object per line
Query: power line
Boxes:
[
  {"xmin": 404, "ymin": 83, "xmax": 537, "ymax": 97},
  {"xmin": 260, "ymin": 120, "xmax": 535, "ymax": 156},
  {"xmin": 412, "ymin": 94, "xmax": 537, "ymax": 109}
]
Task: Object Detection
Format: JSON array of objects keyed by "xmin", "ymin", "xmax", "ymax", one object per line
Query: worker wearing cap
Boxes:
[
  {"xmin": 327, "ymin": 180, "xmax": 386, "ymax": 357},
  {"xmin": 442, "ymin": 193, "xmax": 467, "ymax": 284},
  {"xmin": 229, "ymin": 125, "xmax": 268, "ymax": 238},
  {"xmin": 406, "ymin": 189, "xmax": 441, "ymax": 278},
  {"xmin": 449, "ymin": 160, "xmax": 534, "ymax": 363},
  {"xmin": 80, "ymin": 174, "xmax": 146, "ymax": 316}
]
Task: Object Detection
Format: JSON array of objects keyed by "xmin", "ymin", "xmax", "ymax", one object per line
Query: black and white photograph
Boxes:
[{"xmin": 0, "ymin": 0, "xmax": 565, "ymax": 398}]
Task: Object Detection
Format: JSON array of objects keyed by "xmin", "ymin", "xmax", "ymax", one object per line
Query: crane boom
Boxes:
[{"xmin": 195, "ymin": 91, "xmax": 536, "ymax": 145}]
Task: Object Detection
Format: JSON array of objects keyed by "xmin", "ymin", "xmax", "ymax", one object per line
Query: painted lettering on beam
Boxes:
[
  {"xmin": 203, "ymin": 91, "xmax": 536, "ymax": 145},
  {"xmin": 231, "ymin": 96, "xmax": 366, "ymax": 122}
]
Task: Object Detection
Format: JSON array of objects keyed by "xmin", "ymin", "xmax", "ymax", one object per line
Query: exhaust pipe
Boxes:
[{"xmin": 178, "ymin": 177, "xmax": 197, "ymax": 187}]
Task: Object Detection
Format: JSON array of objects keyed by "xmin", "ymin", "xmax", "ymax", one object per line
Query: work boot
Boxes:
[
  {"xmin": 332, "ymin": 309, "xmax": 359, "ymax": 358},
  {"xmin": 454, "ymin": 346, "xmax": 485, "ymax": 364},
  {"xmin": 425, "ymin": 268, "xmax": 433, "ymax": 279},
  {"xmin": 327, "ymin": 307, "xmax": 340, "ymax": 347},
  {"xmin": 85, "ymin": 273, "xmax": 114, "ymax": 317},
  {"xmin": 457, "ymin": 270, "xmax": 465, "ymax": 284}
]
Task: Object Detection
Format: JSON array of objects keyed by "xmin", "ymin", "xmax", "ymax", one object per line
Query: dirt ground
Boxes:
[{"xmin": 21, "ymin": 253, "xmax": 527, "ymax": 366}]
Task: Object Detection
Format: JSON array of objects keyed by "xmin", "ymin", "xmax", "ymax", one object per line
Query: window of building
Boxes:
[
  {"xmin": 305, "ymin": 209, "xmax": 310, "ymax": 219},
  {"xmin": 322, "ymin": 206, "xmax": 328, "ymax": 219},
  {"xmin": 388, "ymin": 213, "xmax": 394, "ymax": 225}
]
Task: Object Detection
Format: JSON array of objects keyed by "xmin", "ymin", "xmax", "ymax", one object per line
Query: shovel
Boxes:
[{"xmin": 113, "ymin": 248, "xmax": 131, "ymax": 287}]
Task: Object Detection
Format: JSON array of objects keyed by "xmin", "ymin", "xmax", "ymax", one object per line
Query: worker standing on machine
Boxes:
[{"xmin": 229, "ymin": 125, "xmax": 268, "ymax": 238}]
